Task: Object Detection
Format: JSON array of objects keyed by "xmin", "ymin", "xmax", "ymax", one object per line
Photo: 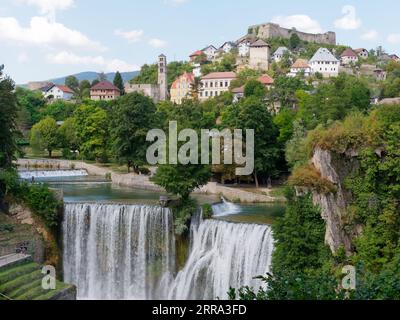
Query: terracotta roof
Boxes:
[
  {"xmin": 257, "ymin": 74, "xmax": 274, "ymax": 85},
  {"xmin": 291, "ymin": 59, "xmax": 310, "ymax": 69},
  {"xmin": 250, "ymin": 39, "xmax": 270, "ymax": 48},
  {"xmin": 341, "ymin": 48, "xmax": 357, "ymax": 58},
  {"xmin": 171, "ymin": 72, "xmax": 195, "ymax": 89},
  {"xmin": 91, "ymin": 81, "xmax": 120, "ymax": 91},
  {"xmin": 190, "ymin": 50, "xmax": 204, "ymax": 57},
  {"xmin": 201, "ymin": 72, "xmax": 236, "ymax": 80},
  {"xmin": 56, "ymin": 85, "xmax": 74, "ymax": 94}
]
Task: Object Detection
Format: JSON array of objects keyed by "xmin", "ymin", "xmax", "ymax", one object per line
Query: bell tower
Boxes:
[{"xmin": 158, "ymin": 54, "xmax": 168, "ymax": 101}]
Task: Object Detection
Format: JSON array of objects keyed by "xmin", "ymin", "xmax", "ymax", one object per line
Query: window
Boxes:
[
  {"xmin": 205, "ymin": 91, "xmax": 208, "ymax": 97},
  {"xmin": 220, "ymin": 82, "xmax": 223, "ymax": 87},
  {"xmin": 210, "ymin": 82, "xmax": 213, "ymax": 88},
  {"xmin": 210, "ymin": 91, "xmax": 213, "ymax": 97},
  {"xmin": 225, "ymin": 81, "xmax": 228, "ymax": 87}
]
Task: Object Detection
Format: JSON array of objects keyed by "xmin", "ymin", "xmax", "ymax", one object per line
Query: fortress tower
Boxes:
[{"xmin": 158, "ymin": 54, "xmax": 168, "ymax": 101}]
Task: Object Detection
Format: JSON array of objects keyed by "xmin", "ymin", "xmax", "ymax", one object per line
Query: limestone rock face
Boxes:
[{"xmin": 311, "ymin": 148, "xmax": 361, "ymax": 254}]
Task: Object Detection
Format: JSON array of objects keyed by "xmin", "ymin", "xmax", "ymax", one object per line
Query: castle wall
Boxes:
[{"xmin": 248, "ymin": 23, "xmax": 336, "ymax": 45}]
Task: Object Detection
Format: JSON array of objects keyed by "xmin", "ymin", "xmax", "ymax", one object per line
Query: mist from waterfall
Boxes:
[
  {"xmin": 169, "ymin": 216, "xmax": 274, "ymax": 300},
  {"xmin": 63, "ymin": 203, "xmax": 175, "ymax": 300}
]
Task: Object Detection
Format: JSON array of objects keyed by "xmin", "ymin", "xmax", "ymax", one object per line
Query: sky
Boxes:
[{"xmin": 1, "ymin": 0, "xmax": 399, "ymax": 84}]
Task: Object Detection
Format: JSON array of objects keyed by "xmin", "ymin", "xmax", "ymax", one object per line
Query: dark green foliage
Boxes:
[
  {"xmin": 170, "ymin": 198, "xmax": 198, "ymax": 236},
  {"xmin": 289, "ymin": 33, "xmax": 301, "ymax": 50},
  {"xmin": 15, "ymin": 87, "xmax": 45, "ymax": 128},
  {"xmin": 65, "ymin": 75, "xmax": 79, "ymax": 93},
  {"xmin": 0, "ymin": 65, "xmax": 18, "ymax": 169},
  {"xmin": 244, "ymin": 79, "xmax": 266, "ymax": 98},
  {"xmin": 111, "ymin": 92, "xmax": 157, "ymax": 171},
  {"xmin": 202, "ymin": 203, "xmax": 213, "ymax": 219},
  {"xmin": 113, "ymin": 71, "xmax": 125, "ymax": 95},
  {"xmin": 40, "ymin": 100, "xmax": 76, "ymax": 121}
]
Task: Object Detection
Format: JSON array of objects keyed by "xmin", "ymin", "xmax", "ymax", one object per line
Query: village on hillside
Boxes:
[{"xmin": 25, "ymin": 22, "xmax": 400, "ymax": 109}]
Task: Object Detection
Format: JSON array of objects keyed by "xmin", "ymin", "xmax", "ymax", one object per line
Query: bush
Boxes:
[
  {"xmin": 202, "ymin": 203, "xmax": 213, "ymax": 219},
  {"xmin": 0, "ymin": 224, "xmax": 14, "ymax": 232},
  {"xmin": 171, "ymin": 198, "xmax": 197, "ymax": 236}
]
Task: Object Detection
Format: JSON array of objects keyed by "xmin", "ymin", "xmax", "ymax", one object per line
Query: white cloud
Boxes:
[
  {"xmin": 16, "ymin": 0, "xmax": 74, "ymax": 20},
  {"xmin": 387, "ymin": 33, "xmax": 400, "ymax": 44},
  {"xmin": 0, "ymin": 16, "xmax": 104, "ymax": 51},
  {"xmin": 114, "ymin": 29, "xmax": 144, "ymax": 43},
  {"xmin": 271, "ymin": 15, "xmax": 323, "ymax": 34},
  {"xmin": 47, "ymin": 51, "xmax": 139, "ymax": 72},
  {"xmin": 361, "ymin": 30, "xmax": 378, "ymax": 41},
  {"xmin": 149, "ymin": 38, "xmax": 167, "ymax": 48},
  {"xmin": 334, "ymin": 5, "xmax": 362, "ymax": 30},
  {"xmin": 17, "ymin": 52, "xmax": 29, "ymax": 63}
]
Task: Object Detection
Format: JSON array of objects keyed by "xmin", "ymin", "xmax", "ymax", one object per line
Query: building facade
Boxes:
[
  {"xmin": 170, "ymin": 72, "xmax": 195, "ymax": 104},
  {"xmin": 90, "ymin": 81, "xmax": 121, "ymax": 101},
  {"xmin": 340, "ymin": 48, "xmax": 358, "ymax": 65},
  {"xmin": 44, "ymin": 84, "xmax": 74, "ymax": 100},
  {"xmin": 202, "ymin": 45, "xmax": 217, "ymax": 61},
  {"xmin": 199, "ymin": 72, "xmax": 236, "ymax": 101},
  {"xmin": 249, "ymin": 39, "xmax": 271, "ymax": 71},
  {"xmin": 309, "ymin": 48, "xmax": 339, "ymax": 77},
  {"xmin": 273, "ymin": 47, "xmax": 290, "ymax": 62},
  {"xmin": 355, "ymin": 48, "xmax": 369, "ymax": 59},
  {"xmin": 288, "ymin": 59, "xmax": 311, "ymax": 77}
]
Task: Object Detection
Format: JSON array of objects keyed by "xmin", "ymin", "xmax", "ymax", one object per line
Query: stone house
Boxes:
[{"xmin": 249, "ymin": 39, "xmax": 271, "ymax": 71}]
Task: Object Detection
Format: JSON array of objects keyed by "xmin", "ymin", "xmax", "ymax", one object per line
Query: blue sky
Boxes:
[{"xmin": 1, "ymin": 0, "xmax": 399, "ymax": 84}]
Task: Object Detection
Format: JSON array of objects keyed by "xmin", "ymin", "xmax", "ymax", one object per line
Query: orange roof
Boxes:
[
  {"xmin": 55, "ymin": 85, "xmax": 74, "ymax": 94},
  {"xmin": 257, "ymin": 74, "xmax": 274, "ymax": 85},
  {"xmin": 171, "ymin": 72, "xmax": 195, "ymax": 89},
  {"xmin": 201, "ymin": 72, "xmax": 236, "ymax": 80},
  {"xmin": 91, "ymin": 81, "xmax": 120, "ymax": 91},
  {"xmin": 291, "ymin": 59, "xmax": 310, "ymax": 69},
  {"xmin": 190, "ymin": 50, "xmax": 204, "ymax": 57}
]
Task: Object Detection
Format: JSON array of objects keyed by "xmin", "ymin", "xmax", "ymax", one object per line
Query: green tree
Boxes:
[
  {"xmin": 15, "ymin": 87, "xmax": 46, "ymax": 129},
  {"xmin": 244, "ymin": 79, "xmax": 266, "ymax": 98},
  {"xmin": 111, "ymin": 93, "xmax": 157, "ymax": 172},
  {"xmin": 221, "ymin": 96, "xmax": 280, "ymax": 187},
  {"xmin": 58, "ymin": 117, "xmax": 79, "ymax": 157},
  {"xmin": 65, "ymin": 75, "xmax": 79, "ymax": 92},
  {"xmin": 289, "ymin": 33, "xmax": 301, "ymax": 50},
  {"xmin": 78, "ymin": 80, "xmax": 91, "ymax": 99},
  {"xmin": 98, "ymin": 72, "xmax": 107, "ymax": 82},
  {"xmin": 0, "ymin": 65, "xmax": 18, "ymax": 169},
  {"xmin": 113, "ymin": 71, "xmax": 125, "ymax": 95},
  {"xmin": 40, "ymin": 100, "xmax": 76, "ymax": 121},
  {"xmin": 30, "ymin": 117, "xmax": 60, "ymax": 157},
  {"xmin": 73, "ymin": 104, "xmax": 109, "ymax": 162}
]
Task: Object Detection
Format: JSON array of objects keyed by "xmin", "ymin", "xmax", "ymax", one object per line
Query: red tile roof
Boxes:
[
  {"xmin": 257, "ymin": 74, "xmax": 274, "ymax": 85},
  {"xmin": 291, "ymin": 59, "xmax": 310, "ymax": 69},
  {"xmin": 56, "ymin": 85, "xmax": 74, "ymax": 94},
  {"xmin": 91, "ymin": 81, "xmax": 120, "ymax": 91},
  {"xmin": 171, "ymin": 72, "xmax": 195, "ymax": 89},
  {"xmin": 341, "ymin": 48, "xmax": 357, "ymax": 57},
  {"xmin": 201, "ymin": 72, "xmax": 236, "ymax": 80},
  {"xmin": 354, "ymin": 48, "xmax": 367, "ymax": 54},
  {"xmin": 190, "ymin": 50, "xmax": 204, "ymax": 57}
]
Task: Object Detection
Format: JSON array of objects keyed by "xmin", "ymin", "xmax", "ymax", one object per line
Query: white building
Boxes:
[
  {"xmin": 354, "ymin": 48, "xmax": 369, "ymax": 59},
  {"xmin": 192, "ymin": 63, "xmax": 202, "ymax": 78},
  {"xmin": 249, "ymin": 39, "xmax": 271, "ymax": 71},
  {"xmin": 273, "ymin": 47, "xmax": 290, "ymax": 62},
  {"xmin": 309, "ymin": 48, "xmax": 339, "ymax": 77},
  {"xmin": 44, "ymin": 84, "xmax": 74, "ymax": 100},
  {"xmin": 288, "ymin": 59, "xmax": 311, "ymax": 77},
  {"xmin": 340, "ymin": 48, "xmax": 358, "ymax": 65},
  {"xmin": 236, "ymin": 37, "xmax": 254, "ymax": 57},
  {"xmin": 202, "ymin": 45, "xmax": 217, "ymax": 61},
  {"xmin": 220, "ymin": 42, "xmax": 237, "ymax": 54},
  {"xmin": 199, "ymin": 72, "xmax": 236, "ymax": 101}
]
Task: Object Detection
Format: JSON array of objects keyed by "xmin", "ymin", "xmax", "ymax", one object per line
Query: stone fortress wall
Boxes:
[{"xmin": 248, "ymin": 22, "xmax": 336, "ymax": 45}]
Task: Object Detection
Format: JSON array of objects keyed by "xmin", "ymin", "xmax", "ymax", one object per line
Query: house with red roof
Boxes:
[
  {"xmin": 354, "ymin": 48, "xmax": 369, "ymax": 59},
  {"xmin": 90, "ymin": 81, "xmax": 121, "ymax": 101},
  {"xmin": 44, "ymin": 84, "xmax": 74, "ymax": 101},
  {"xmin": 288, "ymin": 59, "xmax": 311, "ymax": 77},
  {"xmin": 341, "ymin": 48, "xmax": 359, "ymax": 65}
]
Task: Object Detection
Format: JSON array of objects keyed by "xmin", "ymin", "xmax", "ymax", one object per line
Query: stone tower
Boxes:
[{"xmin": 158, "ymin": 54, "xmax": 168, "ymax": 101}]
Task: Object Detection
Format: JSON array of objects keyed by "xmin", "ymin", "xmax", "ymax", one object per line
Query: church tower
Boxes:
[{"xmin": 158, "ymin": 54, "xmax": 168, "ymax": 101}]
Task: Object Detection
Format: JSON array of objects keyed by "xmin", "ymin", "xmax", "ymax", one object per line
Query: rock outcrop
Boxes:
[{"xmin": 310, "ymin": 148, "xmax": 362, "ymax": 254}]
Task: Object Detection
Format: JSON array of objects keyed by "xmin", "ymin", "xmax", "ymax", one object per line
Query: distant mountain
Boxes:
[
  {"xmin": 49, "ymin": 71, "xmax": 139, "ymax": 84},
  {"xmin": 25, "ymin": 71, "xmax": 139, "ymax": 87}
]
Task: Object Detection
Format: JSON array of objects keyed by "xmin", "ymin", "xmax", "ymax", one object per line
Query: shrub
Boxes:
[
  {"xmin": 289, "ymin": 164, "xmax": 336, "ymax": 194},
  {"xmin": 202, "ymin": 203, "xmax": 213, "ymax": 219}
]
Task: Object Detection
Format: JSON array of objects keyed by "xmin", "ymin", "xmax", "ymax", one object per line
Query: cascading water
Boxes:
[
  {"xmin": 63, "ymin": 203, "xmax": 175, "ymax": 300},
  {"xmin": 211, "ymin": 197, "xmax": 242, "ymax": 217},
  {"xmin": 169, "ymin": 216, "xmax": 274, "ymax": 300},
  {"xmin": 19, "ymin": 169, "xmax": 88, "ymax": 179}
]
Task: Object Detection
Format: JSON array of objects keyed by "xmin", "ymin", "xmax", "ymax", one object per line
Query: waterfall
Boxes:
[
  {"xmin": 211, "ymin": 197, "xmax": 242, "ymax": 217},
  {"xmin": 169, "ymin": 218, "xmax": 274, "ymax": 300},
  {"xmin": 19, "ymin": 169, "xmax": 88, "ymax": 179},
  {"xmin": 63, "ymin": 203, "xmax": 175, "ymax": 300}
]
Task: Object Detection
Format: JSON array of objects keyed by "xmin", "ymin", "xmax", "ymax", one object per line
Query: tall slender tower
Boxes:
[{"xmin": 158, "ymin": 54, "xmax": 168, "ymax": 101}]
